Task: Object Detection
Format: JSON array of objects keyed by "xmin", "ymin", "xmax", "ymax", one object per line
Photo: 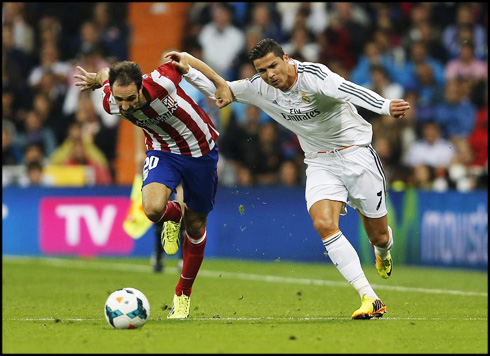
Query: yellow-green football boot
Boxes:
[
  {"xmin": 375, "ymin": 252, "xmax": 392, "ymax": 279},
  {"xmin": 161, "ymin": 201, "xmax": 182, "ymax": 255},
  {"xmin": 167, "ymin": 294, "xmax": 190, "ymax": 319}
]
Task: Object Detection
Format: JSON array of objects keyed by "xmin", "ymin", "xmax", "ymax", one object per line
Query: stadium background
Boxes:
[{"xmin": 2, "ymin": 3, "xmax": 488, "ymax": 270}]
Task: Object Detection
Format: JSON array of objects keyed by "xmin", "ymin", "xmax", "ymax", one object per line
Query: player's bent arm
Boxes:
[
  {"xmin": 183, "ymin": 66, "xmax": 219, "ymax": 100},
  {"xmin": 183, "ymin": 66, "xmax": 238, "ymax": 103},
  {"xmin": 74, "ymin": 66, "xmax": 110, "ymax": 92},
  {"xmin": 95, "ymin": 68, "xmax": 110, "ymax": 87},
  {"xmin": 178, "ymin": 52, "xmax": 233, "ymax": 107},
  {"xmin": 181, "ymin": 53, "xmax": 227, "ymax": 90},
  {"xmin": 346, "ymin": 81, "xmax": 392, "ymax": 116},
  {"xmin": 316, "ymin": 66, "xmax": 392, "ymax": 115}
]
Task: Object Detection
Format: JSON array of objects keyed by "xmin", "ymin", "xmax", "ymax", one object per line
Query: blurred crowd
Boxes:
[{"xmin": 2, "ymin": 2, "xmax": 488, "ymax": 192}]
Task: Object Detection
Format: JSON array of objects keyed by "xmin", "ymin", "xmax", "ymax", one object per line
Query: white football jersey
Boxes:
[{"xmin": 185, "ymin": 60, "xmax": 392, "ymax": 155}]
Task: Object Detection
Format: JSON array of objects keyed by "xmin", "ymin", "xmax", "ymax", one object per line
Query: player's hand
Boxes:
[
  {"xmin": 164, "ymin": 51, "xmax": 189, "ymax": 74},
  {"xmin": 390, "ymin": 99, "xmax": 411, "ymax": 119},
  {"xmin": 73, "ymin": 66, "xmax": 100, "ymax": 92},
  {"xmin": 215, "ymin": 84, "xmax": 233, "ymax": 108}
]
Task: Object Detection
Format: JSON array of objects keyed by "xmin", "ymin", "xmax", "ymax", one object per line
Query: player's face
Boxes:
[
  {"xmin": 112, "ymin": 82, "xmax": 141, "ymax": 116},
  {"xmin": 253, "ymin": 52, "xmax": 291, "ymax": 91}
]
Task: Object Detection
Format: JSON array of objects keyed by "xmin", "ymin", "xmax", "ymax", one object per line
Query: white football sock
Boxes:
[
  {"xmin": 323, "ymin": 230, "xmax": 378, "ymax": 299},
  {"xmin": 374, "ymin": 226, "xmax": 393, "ymax": 260}
]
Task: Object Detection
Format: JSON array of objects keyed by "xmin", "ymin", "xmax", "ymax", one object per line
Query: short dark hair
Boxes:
[
  {"xmin": 25, "ymin": 143, "xmax": 45, "ymax": 155},
  {"xmin": 370, "ymin": 64, "xmax": 389, "ymax": 77},
  {"xmin": 27, "ymin": 160, "xmax": 43, "ymax": 172},
  {"xmin": 109, "ymin": 61, "xmax": 143, "ymax": 91},
  {"xmin": 248, "ymin": 38, "xmax": 284, "ymax": 62}
]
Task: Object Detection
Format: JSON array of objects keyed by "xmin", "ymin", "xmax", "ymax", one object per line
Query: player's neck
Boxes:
[
  {"xmin": 283, "ymin": 62, "xmax": 298, "ymax": 92},
  {"xmin": 139, "ymin": 87, "xmax": 151, "ymax": 107}
]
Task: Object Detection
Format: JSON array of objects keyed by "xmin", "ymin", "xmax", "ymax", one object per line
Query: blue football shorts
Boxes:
[{"xmin": 142, "ymin": 146, "xmax": 219, "ymax": 214}]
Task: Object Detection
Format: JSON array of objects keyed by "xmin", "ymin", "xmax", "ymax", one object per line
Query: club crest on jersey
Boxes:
[
  {"xmin": 132, "ymin": 95, "xmax": 179, "ymax": 127},
  {"xmin": 162, "ymin": 95, "xmax": 178, "ymax": 113},
  {"xmin": 301, "ymin": 92, "xmax": 311, "ymax": 104}
]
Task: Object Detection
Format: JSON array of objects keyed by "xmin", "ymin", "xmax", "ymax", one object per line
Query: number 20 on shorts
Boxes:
[{"xmin": 143, "ymin": 156, "xmax": 159, "ymax": 181}]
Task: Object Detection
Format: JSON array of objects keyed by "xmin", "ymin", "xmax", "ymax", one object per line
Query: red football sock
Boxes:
[
  {"xmin": 156, "ymin": 201, "xmax": 182, "ymax": 223},
  {"xmin": 175, "ymin": 229, "xmax": 207, "ymax": 297}
]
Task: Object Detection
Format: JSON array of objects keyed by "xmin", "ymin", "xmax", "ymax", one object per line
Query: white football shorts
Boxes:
[{"xmin": 304, "ymin": 145, "xmax": 388, "ymax": 218}]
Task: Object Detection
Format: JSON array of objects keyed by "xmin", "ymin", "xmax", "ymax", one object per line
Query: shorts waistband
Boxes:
[
  {"xmin": 305, "ymin": 145, "xmax": 362, "ymax": 159},
  {"xmin": 317, "ymin": 145, "xmax": 355, "ymax": 154}
]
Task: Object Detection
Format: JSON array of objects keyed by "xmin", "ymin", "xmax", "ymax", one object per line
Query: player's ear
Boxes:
[{"xmin": 283, "ymin": 53, "xmax": 290, "ymax": 61}]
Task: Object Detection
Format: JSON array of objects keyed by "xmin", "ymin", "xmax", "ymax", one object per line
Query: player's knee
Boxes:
[
  {"xmin": 369, "ymin": 228, "xmax": 390, "ymax": 247},
  {"xmin": 143, "ymin": 201, "xmax": 165, "ymax": 222},
  {"xmin": 185, "ymin": 220, "xmax": 206, "ymax": 237},
  {"xmin": 184, "ymin": 214, "xmax": 207, "ymax": 237},
  {"xmin": 312, "ymin": 216, "xmax": 338, "ymax": 237}
]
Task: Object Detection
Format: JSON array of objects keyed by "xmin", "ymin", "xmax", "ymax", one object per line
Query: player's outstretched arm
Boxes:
[
  {"xmin": 74, "ymin": 66, "xmax": 110, "ymax": 92},
  {"xmin": 164, "ymin": 51, "xmax": 233, "ymax": 108},
  {"xmin": 389, "ymin": 99, "xmax": 411, "ymax": 119}
]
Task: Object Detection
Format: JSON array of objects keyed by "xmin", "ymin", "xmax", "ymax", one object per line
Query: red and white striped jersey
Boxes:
[{"xmin": 102, "ymin": 63, "xmax": 219, "ymax": 157}]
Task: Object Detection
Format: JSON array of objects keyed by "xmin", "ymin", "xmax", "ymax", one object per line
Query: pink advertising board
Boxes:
[{"xmin": 40, "ymin": 197, "xmax": 133, "ymax": 256}]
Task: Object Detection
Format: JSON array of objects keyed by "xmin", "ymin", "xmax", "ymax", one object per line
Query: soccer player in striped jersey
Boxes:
[
  {"xmin": 164, "ymin": 38, "xmax": 411, "ymax": 319},
  {"xmin": 73, "ymin": 60, "xmax": 230, "ymax": 319}
]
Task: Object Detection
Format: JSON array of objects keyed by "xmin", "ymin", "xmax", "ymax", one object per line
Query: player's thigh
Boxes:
[
  {"xmin": 141, "ymin": 151, "xmax": 181, "ymax": 219},
  {"xmin": 305, "ymin": 156, "xmax": 347, "ymax": 213},
  {"xmin": 343, "ymin": 146, "xmax": 388, "ymax": 218},
  {"xmin": 141, "ymin": 182, "xmax": 173, "ymax": 214},
  {"xmin": 309, "ymin": 199, "xmax": 344, "ymax": 237},
  {"xmin": 181, "ymin": 147, "xmax": 219, "ymax": 216}
]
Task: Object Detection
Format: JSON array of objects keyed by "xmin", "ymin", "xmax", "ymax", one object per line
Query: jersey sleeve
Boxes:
[
  {"xmin": 227, "ymin": 78, "xmax": 259, "ymax": 105},
  {"xmin": 101, "ymin": 79, "xmax": 114, "ymax": 114},
  {"xmin": 156, "ymin": 62, "xmax": 183, "ymax": 87},
  {"xmin": 182, "ymin": 66, "xmax": 259, "ymax": 105},
  {"xmin": 317, "ymin": 65, "xmax": 392, "ymax": 116},
  {"xmin": 183, "ymin": 66, "xmax": 217, "ymax": 100}
]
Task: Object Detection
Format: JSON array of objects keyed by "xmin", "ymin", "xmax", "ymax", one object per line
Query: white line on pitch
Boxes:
[
  {"xmin": 3, "ymin": 316, "xmax": 488, "ymax": 322},
  {"xmin": 3, "ymin": 256, "xmax": 488, "ymax": 297}
]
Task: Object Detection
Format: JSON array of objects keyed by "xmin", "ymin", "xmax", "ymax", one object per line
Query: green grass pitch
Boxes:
[{"xmin": 2, "ymin": 256, "xmax": 487, "ymax": 353}]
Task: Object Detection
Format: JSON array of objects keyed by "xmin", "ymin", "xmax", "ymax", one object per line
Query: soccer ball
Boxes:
[{"xmin": 104, "ymin": 287, "xmax": 150, "ymax": 329}]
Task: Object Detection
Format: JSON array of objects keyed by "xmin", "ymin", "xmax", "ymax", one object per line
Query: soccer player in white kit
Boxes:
[{"xmin": 165, "ymin": 38, "xmax": 410, "ymax": 319}]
